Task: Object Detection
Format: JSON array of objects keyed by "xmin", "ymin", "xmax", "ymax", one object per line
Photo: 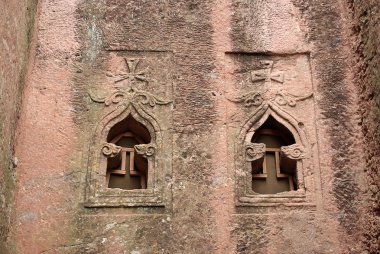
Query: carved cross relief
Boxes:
[
  {"xmin": 94, "ymin": 57, "xmax": 170, "ymax": 172},
  {"xmin": 230, "ymin": 60, "xmax": 313, "ymax": 109},
  {"xmin": 107, "ymin": 58, "xmax": 147, "ymax": 85},
  {"xmin": 251, "ymin": 60, "xmax": 284, "ymax": 84},
  {"xmin": 85, "ymin": 55, "xmax": 172, "ymax": 207},
  {"xmin": 90, "ymin": 57, "xmax": 171, "ymax": 110},
  {"xmin": 229, "ymin": 55, "xmax": 317, "ymax": 206}
]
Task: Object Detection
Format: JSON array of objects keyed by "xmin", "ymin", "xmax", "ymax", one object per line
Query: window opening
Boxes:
[
  {"xmin": 106, "ymin": 115, "xmax": 151, "ymax": 190},
  {"xmin": 251, "ymin": 117, "xmax": 297, "ymax": 194}
]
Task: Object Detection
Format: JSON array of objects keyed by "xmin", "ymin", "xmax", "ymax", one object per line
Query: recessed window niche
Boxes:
[
  {"xmin": 250, "ymin": 117, "xmax": 297, "ymax": 194},
  {"xmin": 84, "ymin": 52, "xmax": 173, "ymax": 208},
  {"xmin": 106, "ymin": 115, "xmax": 150, "ymax": 190},
  {"xmin": 234, "ymin": 104, "xmax": 313, "ymax": 207}
]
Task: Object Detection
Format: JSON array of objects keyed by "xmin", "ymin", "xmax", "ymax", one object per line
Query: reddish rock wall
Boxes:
[
  {"xmin": 1, "ymin": 0, "xmax": 378, "ymax": 253},
  {"xmin": 292, "ymin": 1, "xmax": 367, "ymax": 252},
  {"xmin": 0, "ymin": 0, "xmax": 37, "ymax": 252},
  {"xmin": 347, "ymin": 1, "xmax": 380, "ymax": 253}
]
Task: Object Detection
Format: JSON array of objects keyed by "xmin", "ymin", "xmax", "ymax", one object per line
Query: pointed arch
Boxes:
[
  {"xmin": 234, "ymin": 102, "xmax": 311, "ymax": 200},
  {"xmin": 96, "ymin": 103, "xmax": 162, "ymax": 147},
  {"xmin": 238, "ymin": 103, "xmax": 308, "ymax": 148}
]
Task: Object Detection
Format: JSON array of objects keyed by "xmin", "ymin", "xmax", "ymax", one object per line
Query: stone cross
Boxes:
[
  {"xmin": 251, "ymin": 60, "xmax": 284, "ymax": 84},
  {"xmin": 108, "ymin": 58, "xmax": 147, "ymax": 86}
]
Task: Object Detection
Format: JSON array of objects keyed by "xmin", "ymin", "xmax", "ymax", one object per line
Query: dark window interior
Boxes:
[
  {"xmin": 106, "ymin": 115, "xmax": 150, "ymax": 190},
  {"xmin": 251, "ymin": 116, "xmax": 297, "ymax": 194}
]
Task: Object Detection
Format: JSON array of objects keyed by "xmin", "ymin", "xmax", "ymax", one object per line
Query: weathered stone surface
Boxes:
[
  {"xmin": 230, "ymin": 0, "xmax": 308, "ymax": 53},
  {"xmin": 0, "ymin": 0, "xmax": 37, "ymax": 252},
  {"xmin": 0, "ymin": 0, "xmax": 378, "ymax": 253},
  {"xmin": 347, "ymin": 1, "xmax": 380, "ymax": 253}
]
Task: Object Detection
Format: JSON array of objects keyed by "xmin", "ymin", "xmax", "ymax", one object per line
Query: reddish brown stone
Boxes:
[{"xmin": 0, "ymin": 0, "xmax": 378, "ymax": 253}]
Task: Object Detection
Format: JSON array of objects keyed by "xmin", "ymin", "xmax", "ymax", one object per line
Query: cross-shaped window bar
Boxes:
[
  {"xmin": 251, "ymin": 127, "xmax": 296, "ymax": 194},
  {"xmin": 106, "ymin": 131, "xmax": 147, "ymax": 190},
  {"xmin": 252, "ymin": 147, "xmax": 294, "ymax": 191}
]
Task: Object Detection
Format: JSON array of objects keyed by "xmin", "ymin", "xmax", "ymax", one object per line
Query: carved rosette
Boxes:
[
  {"xmin": 245, "ymin": 143, "xmax": 266, "ymax": 161},
  {"xmin": 281, "ymin": 144, "xmax": 307, "ymax": 160},
  {"xmin": 134, "ymin": 144, "xmax": 156, "ymax": 158},
  {"xmin": 102, "ymin": 143, "xmax": 122, "ymax": 158}
]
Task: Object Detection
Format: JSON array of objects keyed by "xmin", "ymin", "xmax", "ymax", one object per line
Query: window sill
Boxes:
[
  {"xmin": 236, "ymin": 189, "xmax": 315, "ymax": 207},
  {"xmin": 84, "ymin": 187, "xmax": 165, "ymax": 208}
]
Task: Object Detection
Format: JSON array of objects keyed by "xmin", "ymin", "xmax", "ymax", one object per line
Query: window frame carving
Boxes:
[
  {"xmin": 85, "ymin": 104, "xmax": 167, "ymax": 207},
  {"xmin": 235, "ymin": 103, "xmax": 314, "ymax": 206},
  {"xmin": 83, "ymin": 55, "xmax": 173, "ymax": 208}
]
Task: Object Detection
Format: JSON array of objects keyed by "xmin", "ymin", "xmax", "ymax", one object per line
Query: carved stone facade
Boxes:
[
  {"xmin": 1, "ymin": 0, "xmax": 378, "ymax": 253},
  {"xmin": 227, "ymin": 54, "xmax": 318, "ymax": 207},
  {"xmin": 85, "ymin": 54, "xmax": 173, "ymax": 207}
]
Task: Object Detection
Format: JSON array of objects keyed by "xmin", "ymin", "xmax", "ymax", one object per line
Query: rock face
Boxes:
[
  {"xmin": 0, "ymin": 0, "xmax": 378, "ymax": 253},
  {"xmin": 0, "ymin": 0, "xmax": 37, "ymax": 252},
  {"xmin": 348, "ymin": 1, "xmax": 380, "ymax": 253}
]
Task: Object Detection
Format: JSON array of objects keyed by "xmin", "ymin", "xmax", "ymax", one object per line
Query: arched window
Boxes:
[
  {"xmin": 106, "ymin": 115, "xmax": 151, "ymax": 190},
  {"xmin": 250, "ymin": 116, "xmax": 297, "ymax": 194}
]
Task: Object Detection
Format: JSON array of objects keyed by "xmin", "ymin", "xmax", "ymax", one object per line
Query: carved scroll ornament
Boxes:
[
  {"xmin": 230, "ymin": 90, "xmax": 313, "ymax": 109},
  {"xmin": 134, "ymin": 144, "xmax": 156, "ymax": 158},
  {"xmin": 91, "ymin": 87, "xmax": 171, "ymax": 109},
  {"xmin": 281, "ymin": 144, "xmax": 307, "ymax": 160},
  {"xmin": 245, "ymin": 143, "xmax": 266, "ymax": 161},
  {"xmin": 229, "ymin": 91, "xmax": 264, "ymax": 108},
  {"xmin": 89, "ymin": 58, "xmax": 172, "ymax": 112},
  {"xmin": 274, "ymin": 91, "xmax": 313, "ymax": 107},
  {"xmin": 102, "ymin": 143, "xmax": 122, "ymax": 158}
]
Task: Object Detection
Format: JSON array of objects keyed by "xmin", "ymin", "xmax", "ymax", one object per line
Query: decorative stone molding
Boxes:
[
  {"xmin": 134, "ymin": 144, "xmax": 156, "ymax": 158},
  {"xmin": 281, "ymin": 144, "xmax": 307, "ymax": 160},
  {"xmin": 90, "ymin": 87, "xmax": 171, "ymax": 109},
  {"xmin": 230, "ymin": 90, "xmax": 313, "ymax": 109},
  {"xmin": 234, "ymin": 104, "xmax": 314, "ymax": 207},
  {"xmin": 274, "ymin": 91, "xmax": 313, "ymax": 107},
  {"xmin": 245, "ymin": 143, "xmax": 266, "ymax": 161},
  {"xmin": 226, "ymin": 54, "xmax": 318, "ymax": 208},
  {"xmin": 84, "ymin": 54, "xmax": 173, "ymax": 208},
  {"xmin": 229, "ymin": 91, "xmax": 264, "ymax": 108},
  {"xmin": 101, "ymin": 143, "xmax": 122, "ymax": 158},
  {"xmin": 88, "ymin": 57, "xmax": 173, "ymax": 144}
]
